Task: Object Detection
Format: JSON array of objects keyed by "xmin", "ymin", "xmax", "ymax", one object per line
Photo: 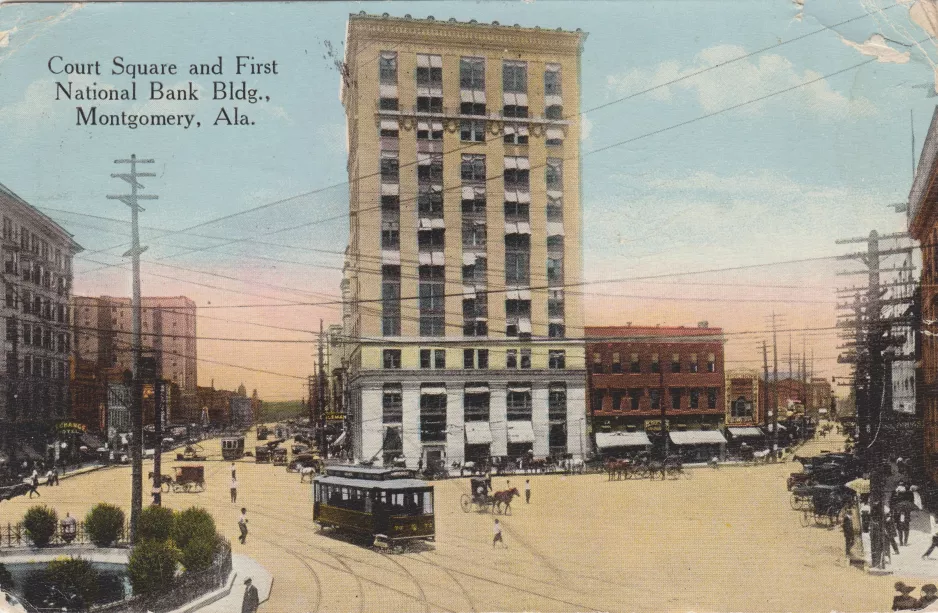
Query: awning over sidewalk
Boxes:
[
  {"xmin": 669, "ymin": 430, "xmax": 727, "ymax": 445},
  {"xmin": 727, "ymin": 427, "xmax": 764, "ymax": 438},
  {"xmin": 506, "ymin": 422, "xmax": 535, "ymax": 443},
  {"xmin": 465, "ymin": 423, "xmax": 493, "ymax": 445},
  {"xmin": 595, "ymin": 431, "xmax": 651, "ymax": 449}
]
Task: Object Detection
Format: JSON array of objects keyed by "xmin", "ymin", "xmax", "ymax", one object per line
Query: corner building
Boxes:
[{"xmin": 341, "ymin": 14, "xmax": 588, "ymax": 469}]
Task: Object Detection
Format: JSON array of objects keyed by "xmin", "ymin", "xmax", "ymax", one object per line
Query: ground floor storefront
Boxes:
[{"xmin": 592, "ymin": 413, "xmax": 726, "ymax": 461}]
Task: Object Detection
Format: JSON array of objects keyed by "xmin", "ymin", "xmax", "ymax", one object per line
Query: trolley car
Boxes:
[
  {"xmin": 221, "ymin": 436, "xmax": 245, "ymax": 461},
  {"xmin": 313, "ymin": 465, "xmax": 435, "ymax": 548}
]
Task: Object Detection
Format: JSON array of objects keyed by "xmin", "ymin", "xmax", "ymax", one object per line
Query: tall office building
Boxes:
[{"xmin": 341, "ymin": 13, "xmax": 588, "ymax": 469}]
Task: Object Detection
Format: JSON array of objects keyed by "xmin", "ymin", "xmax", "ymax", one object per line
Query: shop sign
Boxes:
[
  {"xmin": 643, "ymin": 419, "xmax": 670, "ymax": 432},
  {"xmin": 55, "ymin": 421, "xmax": 87, "ymax": 434}
]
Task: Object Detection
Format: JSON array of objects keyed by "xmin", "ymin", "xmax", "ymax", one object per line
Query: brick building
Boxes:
[{"xmin": 586, "ymin": 324, "xmax": 726, "ymax": 461}]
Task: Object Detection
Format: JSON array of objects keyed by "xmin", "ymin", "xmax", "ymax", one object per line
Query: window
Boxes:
[
  {"xmin": 592, "ymin": 352, "xmax": 603, "ymax": 374},
  {"xmin": 505, "ymin": 234, "xmax": 530, "ymax": 285},
  {"xmin": 2, "ymin": 218, "xmax": 11, "ymax": 240},
  {"xmin": 383, "ymin": 349, "xmax": 401, "ymax": 369},
  {"xmin": 546, "ymin": 104, "xmax": 563, "ymax": 120},
  {"xmin": 651, "ymin": 354, "xmax": 660, "ymax": 374},
  {"xmin": 6, "ymin": 352, "xmax": 15, "ymax": 376},
  {"xmin": 21, "ymin": 324, "xmax": 29, "ymax": 345},
  {"xmin": 549, "ymin": 385, "xmax": 567, "ymax": 421},
  {"xmin": 460, "ymin": 57, "xmax": 485, "ymax": 90},
  {"xmin": 611, "ymin": 352, "xmax": 622, "ymax": 373},
  {"xmin": 417, "ymin": 228, "xmax": 444, "ymax": 252},
  {"xmin": 420, "ymin": 349, "xmax": 432, "ymax": 369},
  {"xmin": 418, "ymin": 153, "xmax": 443, "ymax": 184},
  {"xmin": 690, "ymin": 388, "xmax": 700, "ymax": 409},
  {"xmin": 504, "ymin": 157, "xmax": 530, "ymax": 190},
  {"xmin": 507, "ymin": 349, "xmax": 518, "ymax": 369},
  {"xmin": 671, "ymin": 354, "xmax": 681, "ymax": 373},
  {"xmin": 670, "ymin": 388, "xmax": 682, "ymax": 410},
  {"xmin": 630, "ymin": 353, "xmax": 640, "ymax": 374},
  {"xmin": 507, "ymin": 385, "xmax": 532, "ymax": 420},
  {"xmin": 520, "ymin": 348, "xmax": 531, "ymax": 369},
  {"xmin": 549, "ymin": 323, "xmax": 565, "ymax": 338},
  {"xmin": 547, "ymin": 257, "xmax": 563, "ymax": 284},
  {"xmin": 463, "ymin": 297, "xmax": 487, "ymax": 337},
  {"xmin": 416, "ymin": 54, "xmax": 443, "ymax": 113},
  {"xmin": 4, "ymin": 286, "xmax": 14, "ymax": 309},
  {"xmin": 419, "ymin": 266, "xmax": 445, "ymax": 337},
  {"xmin": 382, "ymin": 266, "xmax": 401, "ymax": 336},
  {"xmin": 5, "ymin": 318, "xmax": 14, "ymax": 341},
  {"xmin": 461, "ymin": 155, "xmax": 486, "ymax": 182},
  {"xmin": 629, "ymin": 389, "xmax": 642, "ymax": 411},
  {"xmin": 417, "ymin": 120, "xmax": 443, "ymax": 141},
  {"xmin": 465, "ymin": 386, "xmax": 490, "ymax": 421},
  {"xmin": 379, "ymin": 51, "xmax": 398, "ymax": 84},
  {"xmin": 549, "ymin": 350, "xmax": 566, "ymax": 369},
  {"xmin": 380, "ymin": 118, "xmax": 399, "ymax": 137},
  {"xmin": 418, "ymin": 186, "xmax": 443, "ymax": 217},
  {"xmin": 707, "ymin": 353, "xmax": 716, "ymax": 373},
  {"xmin": 545, "ymin": 63, "xmax": 561, "ymax": 95},
  {"xmin": 650, "ymin": 389, "xmax": 661, "ymax": 410},
  {"xmin": 460, "ymin": 119, "xmax": 485, "ymax": 143},
  {"xmin": 380, "ymin": 97, "xmax": 399, "ymax": 111},
  {"xmin": 462, "ymin": 220, "xmax": 486, "ymax": 249},
  {"xmin": 478, "ymin": 349, "xmax": 488, "ymax": 369},
  {"xmin": 435, "ymin": 349, "xmax": 445, "ymax": 369},
  {"xmin": 505, "ymin": 299, "xmax": 530, "ymax": 338},
  {"xmin": 707, "ymin": 388, "xmax": 718, "ymax": 409},
  {"xmin": 381, "ymin": 221, "xmax": 400, "ymax": 250},
  {"xmin": 420, "ymin": 386, "xmax": 446, "ymax": 443},
  {"xmin": 546, "ymin": 159, "xmax": 563, "ymax": 190},
  {"xmin": 464, "ymin": 349, "xmax": 475, "ymax": 369},
  {"xmin": 380, "ymin": 151, "xmax": 399, "ymax": 182},
  {"xmin": 689, "ymin": 354, "xmax": 698, "ymax": 373},
  {"xmin": 592, "ymin": 389, "xmax": 605, "ymax": 413},
  {"xmin": 504, "ymin": 124, "xmax": 529, "ymax": 145},
  {"xmin": 503, "ymin": 61, "xmax": 527, "ymax": 93},
  {"xmin": 461, "ymin": 101, "xmax": 486, "ymax": 116}
]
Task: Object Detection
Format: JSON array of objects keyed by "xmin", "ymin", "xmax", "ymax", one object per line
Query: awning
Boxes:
[
  {"xmin": 765, "ymin": 424, "xmax": 787, "ymax": 432},
  {"xmin": 381, "ymin": 183, "xmax": 399, "ymax": 196},
  {"xmin": 460, "ymin": 89, "xmax": 486, "ymax": 104},
  {"xmin": 420, "ymin": 386, "xmax": 446, "ymax": 396},
  {"xmin": 380, "ymin": 83, "xmax": 398, "ymax": 98},
  {"xmin": 846, "ymin": 478, "xmax": 870, "ymax": 495},
  {"xmin": 382, "ymin": 250, "xmax": 400, "ymax": 265},
  {"xmin": 547, "ymin": 221, "xmax": 565, "ymax": 236},
  {"xmin": 518, "ymin": 318, "xmax": 532, "ymax": 334},
  {"xmin": 517, "ymin": 157, "xmax": 530, "ymax": 170},
  {"xmin": 669, "ymin": 430, "xmax": 727, "ymax": 445},
  {"xmin": 505, "ymin": 288, "xmax": 531, "ymax": 301},
  {"xmin": 465, "ymin": 385, "xmax": 489, "ymax": 394},
  {"xmin": 506, "ymin": 422, "xmax": 535, "ymax": 443},
  {"xmin": 546, "ymin": 127, "xmax": 564, "ymax": 141},
  {"xmin": 507, "ymin": 385, "xmax": 531, "ymax": 393},
  {"xmin": 595, "ymin": 431, "xmax": 651, "ymax": 449},
  {"xmin": 504, "ymin": 157, "xmax": 518, "ymax": 170},
  {"xmin": 380, "ymin": 119, "xmax": 398, "ymax": 131},
  {"xmin": 545, "ymin": 93, "xmax": 563, "ymax": 107},
  {"xmin": 330, "ymin": 431, "xmax": 347, "ymax": 448},
  {"xmin": 462, "ymin": 186, "xmax": 475, "ymax": 200},
  {"xmin": 727, "ymin": 427, "xmax": 764, "ymax": 438},
  {"xmin": 462, "ymin": 286, "xmax": 477, "ymax": 299},
  {"xmin": 465, "ymin": 423, "xmax": 493, "ymax": 445}
]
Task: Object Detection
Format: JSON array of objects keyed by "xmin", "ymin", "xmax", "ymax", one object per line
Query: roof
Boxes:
[
  {"xmin": 0, "ymin": 181, "xmax": 83, "ymax": 252},
  {"xmin": 325, "ymin": 464, "xmax": 418, "ymax": 480},
  {"xmin": 910, "ymin": 106, "xmax": 938, "ymax": 238},
  {"xmin": 313, "ymin": 475, "xmax": 431, "ymax": 491},
  {"xmin": 585, "ymin": 326, "xmax": 724, "ymax": 342},
  {"xmin": 348, "ymin": 11, "xmax": 587, "ymax": 39}
]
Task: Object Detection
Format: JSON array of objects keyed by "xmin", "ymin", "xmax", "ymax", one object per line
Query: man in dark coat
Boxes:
[
  {"xmin": 843, "ymin": 513, "xmax": 855, "ymax": 557},
  {"xmin": 241, "ymin": 577, "xmax": 259, "ymax": 613}
]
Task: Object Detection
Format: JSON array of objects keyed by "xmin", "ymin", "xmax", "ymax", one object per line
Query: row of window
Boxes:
[
  {"xmin": 1, "ymin": 219, "xmax": 71, "ymax": 273},
  {"xmin": 378, "ymin": 152, "xmax": 563, "ymax": 190},
  {"xmin": 383, "ymin": 348, "xmax": 567, "ymax": 370},
  {"xmin": 5, "ymin": 286, "xmax": 68, "ymax": 323},
  {"xmin": 590, "ymin": 352, "xmax": 717, "ymax": 374},
  {"xmin": 591, "ymin": 387, "xmax": 720, "ymax": 411},
  {"xmin": 4, "ymin": 255, "xmax": 68, "ymax": 294},
  {"xmin": 5, "ymin": 319, "xmax": 69, "ymax": 354},
  {"xmin": 5, "ymin": 351, "xmax": 68, "ymax": 379},
  {"xmin": 382, "ymin": 382, "xmax": 567, "ymax": 424}
]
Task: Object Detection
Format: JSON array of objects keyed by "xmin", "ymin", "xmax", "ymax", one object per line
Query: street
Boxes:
[{"xmin": 0, "ymin": 432, "xmax": 913, "ymax": 612}]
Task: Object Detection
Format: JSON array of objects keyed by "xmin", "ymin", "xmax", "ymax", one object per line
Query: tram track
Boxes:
[{"xmin": 251, "ymin": 533, "xmax": 323, "ymax": 613}]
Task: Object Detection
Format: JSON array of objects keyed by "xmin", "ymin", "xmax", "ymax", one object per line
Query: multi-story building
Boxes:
[
  {"xmin": 724, "ymin": 368, "xmax": 767, "ymax": 450},
  {"xmin": 586, "ymin": 324, "xmax": 726, "ymax": 461},
  {"xmin": 72, "ymin": 295, "xmax": 197, "ymax": 421},
  {"xmin": 341, "ymin": 14, "xmax": 588, "ymax": 469},
  {"xmin": 0, "ymin": 182, "xmax": 82, "ymax": 453}
]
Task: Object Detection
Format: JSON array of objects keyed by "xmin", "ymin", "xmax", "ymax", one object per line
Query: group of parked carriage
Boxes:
[
  {"xmin": 787, "ymin": 452, "xmax": 861, "ymax": 527},
  {"xmin": 604, "ymin": 454, "xmax": 690, "ymax": 480}
]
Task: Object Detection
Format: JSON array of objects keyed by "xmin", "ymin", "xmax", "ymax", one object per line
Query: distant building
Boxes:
[
  {"xmin": 586, "ymin": 324, "xmax": 726, "ymax": 462},
  {"xmin": 230, "ymin": 396, "xmax": 253, "ymax": 428},
  {"xmin": 0, "ymin": 182, "xmax": 82, "ymax": 457},
  {"xmin": 725, "ymin": 369, "xmax": 766, "ymax": 426},
  {"xmin": 72, "ymin": 295, "xmax": 197, "ymax": 421}
]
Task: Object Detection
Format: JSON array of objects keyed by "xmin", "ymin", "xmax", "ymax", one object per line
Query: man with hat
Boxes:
[
  {"xmin": 894, "ymin": 582, "xmax": 917, "ymax": 611},
  {"xmin": 242, "ymin": 577, "xmax": 259, "ymax": 613},
  {"xmin": 917, "ymin": 584, "xmax": 938, "ymax": 610}
]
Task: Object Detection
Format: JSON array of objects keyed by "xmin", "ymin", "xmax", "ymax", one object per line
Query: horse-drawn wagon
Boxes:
[
  {"xmin": 170, "ymin": 465, "xmax": 205, "ymax": 493},
  {"xmin": 459, "ymin": 476, "xmax": 519, "ymax": 514}
]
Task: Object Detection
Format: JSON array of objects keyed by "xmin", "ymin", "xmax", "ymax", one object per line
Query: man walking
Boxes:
[
  {"xmin": 524, "ymin": 479, "xmax": 531, "ymax": 504},
  {"xmin": 230, "ymin": 476, "xmax": 238, "ymax": 503},
  {"xmin": 922, "ymin": 530, "xmax": 938, "ymax": 559},
  {"xmin": 27, "ymin": 470, "xmax": 40, "ymax": 498},
  {"xmin": 241, "ymin": 577, "xmax": 259, "ymax": 613},
  {"xmin": 493, "ymin": 518, "xmax": 505, "ymax": 548},
  {"xmin": 238, "ymin": 508, "xmax": 249, "ymax": 545},
  {"xmin": 843, "ymin": 513, "xmax": 855, "ymax": 557}
]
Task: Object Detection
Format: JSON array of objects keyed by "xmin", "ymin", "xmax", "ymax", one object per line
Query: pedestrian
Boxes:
[
  {"xmin": 51, "ymin": 466, "xmax": 59, "ymax": 486},
  {"xmin": 894, "ymin": 582, "xmax": 918, "ymax": 611},
  {"xmin": 27, "ymin": 470, "xmax": 40, "ymax": 498},
  {"xmin": 918, "ymin": 584, "xmax": 938, "ymax": 610},
  {"xmin": 524, "ymin": 479, "xmax": 531, "ymax": 504},
  {"xmin": 898, "ymin": 507, "xmax": 912, "ymax": 546},
  {"xmin": 492, "ymin": 518, "xmax": 505, "ymax": 548},
  {"xmin": 842, "ymin": 513, "xmax": 855, "ymax": 557},
  {"xmin": 241, "ymin": 577, "xmax": 259, "ymax": 613},
  {"xmin": 45, "ymin": 468, "xmax": 55, "ymax": 487},
  {"xmin": 238, "ymin": 508, "xmax": 249, "ymax": 544},
  {"xmin": 231, "ymin": 462, "xmax": 236, "ymax": 480},
  {"xmin": 885, "ymin": 513, "xmax": 900, "ymax": 556},
  {"xmin": 922, "ymin": 531, "xmax": 938, "ymax": 559},
  {"xmin": 231, "ymin": 476, "xmax": 238, "ymax": 503}
]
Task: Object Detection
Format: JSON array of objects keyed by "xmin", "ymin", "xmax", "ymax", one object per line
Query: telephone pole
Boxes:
[
  {"xmin": 107, "ymin": 154, "xmax": 157, "ymax": 544},
  {"xmin": 317, "ymin": 319, "xmax": 327, "ymax": 458},
  {"xmin": 771, "ymin": 313, "xmax": 780, "ymax": 462},
  {"xmin": 762, "ymin": 341, "xmax": 769, "ymax": 429}
]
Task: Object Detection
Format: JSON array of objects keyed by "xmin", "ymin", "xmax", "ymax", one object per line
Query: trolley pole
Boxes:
[{"xmin": 108, "ymin": 154, "xmax": 157, "ymax": 544}]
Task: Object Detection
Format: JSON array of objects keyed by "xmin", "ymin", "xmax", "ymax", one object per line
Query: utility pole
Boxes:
[
  {"xmin": 762, "ymin": 341, "xmax": 769, "ymax": 429},
  {"xmin": 108, "ymin": 154, "xmax": 156, "ymax": 544},
  {"xmin": 318, "ymin": 319, "xmax": 326, "ymax": 458},
  {"xmin": 772, "ymin": 312, "xmax": 779, "ymax": 462}
]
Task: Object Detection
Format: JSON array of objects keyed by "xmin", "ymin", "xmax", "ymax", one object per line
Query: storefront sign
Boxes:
[
  {"xmin": 55, "ymin": 421, "xmax": 87, "ymax": 433},
  {"xmin": 643, "ymin": 419, "xmax": 670, "ymax": 432}
]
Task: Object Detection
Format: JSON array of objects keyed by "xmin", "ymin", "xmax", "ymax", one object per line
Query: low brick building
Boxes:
[{"xmin": 586, "ymin": 324, "xmax": 726, "ymax": 461}]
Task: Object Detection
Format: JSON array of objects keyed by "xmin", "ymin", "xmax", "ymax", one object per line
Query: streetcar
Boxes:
[
  {"xmin": 221, "ymin": 435, "xmax": 245, "ymax": 460},
  {"xmin": 312, "ymin": 465, "xmax": 435, "ymax": 548}
]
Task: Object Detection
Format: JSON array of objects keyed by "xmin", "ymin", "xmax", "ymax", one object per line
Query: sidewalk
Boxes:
[
  {"xmin": 179, "ymin": 554, "xmax": 272, "ymax": 613},
  {"xmin": 862, "ymin": 510, "xmax": 938, "ymax": 578}
]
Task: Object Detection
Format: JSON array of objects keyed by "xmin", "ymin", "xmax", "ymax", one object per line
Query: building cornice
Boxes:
[{"xmin": 348, "ymin": 15, "xmax": 586, "ymax": 56}]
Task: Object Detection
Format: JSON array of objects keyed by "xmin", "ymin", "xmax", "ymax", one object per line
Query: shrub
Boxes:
[
  {"xmin": 22, "ymin": 505, "xmax": 57, "ymax": 547},
  {"xmin": 128, "ymin": 539, "xmax": 180, "ymax": 595},
  {"xmin": 0, "ymin": 562, "xmax": 13, "ymax": 590},
  {"xmin": 138, "ymin": 505, "xmax": 175, "ymax": 542},
  {"xmin": 171, "ymin": 507, "xmax": 215, "ymax": 551},
  {"xmin": 85, "ymin": 504, "xmax": 125, "ymax": 547},
  {"xmin": 44, "ymin": 557, "xmax": 99, "ymax": 605},
  {"xmin": 180, "ymin": 533, "xmax": 218, "ymax": 572}
]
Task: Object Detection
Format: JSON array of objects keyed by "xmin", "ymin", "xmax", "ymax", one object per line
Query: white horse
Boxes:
[
  {"xmin": 563, "ymin": 457, "xmax": 585, "ymax": 474},
  {"xmin": 299, "ymin": 466, "xmax": 317, "ymax": 483}
]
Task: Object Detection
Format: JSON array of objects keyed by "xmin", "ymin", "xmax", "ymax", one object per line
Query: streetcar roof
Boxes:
[
  {"xmin": 324, "ymin": 465, "xmax": 418, "ymax": 479},
  {"xmin": 313, "ymin": 475, "xmax": 431, "ymax": 490}
]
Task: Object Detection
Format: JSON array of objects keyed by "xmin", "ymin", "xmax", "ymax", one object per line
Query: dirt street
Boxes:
[{"xmin": 0, "ymin": 432, "xmax": 906, "ymax": 612}]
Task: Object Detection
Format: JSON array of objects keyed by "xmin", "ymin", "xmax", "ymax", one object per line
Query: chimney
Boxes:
[{"xmin": 698, "ymin": 321, "xmax": 709, "ymax": 328}]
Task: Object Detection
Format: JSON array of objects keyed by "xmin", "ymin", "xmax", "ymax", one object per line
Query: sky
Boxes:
[{"xmin": 0, "ymin": 0, "xmax": 935, "ymax": 400}]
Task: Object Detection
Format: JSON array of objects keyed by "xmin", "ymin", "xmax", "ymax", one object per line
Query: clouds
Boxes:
[{"xmin": 606, "ymin": 44, "xmax": 876, "ymax": 119}]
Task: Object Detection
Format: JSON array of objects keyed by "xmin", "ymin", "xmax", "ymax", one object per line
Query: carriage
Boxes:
[
  {"xmin": 170, "ymin": 465, "xmax": 205, "ymax": 493},
  {"xmin": 256, "ymin": 426, "xmax": 269, "ymax": 441},
  {"xmin": 272, "ymin": 447, "xmax": 288, "ymax": 466},
  {"xmin": 221, "ymin": 436, "xmax": 245, "ymax": 460},
  {"xmin": 312, "ymin": 465, "xmax": 435, "ymax": 549},
  {"xmin": 793, "ymin": 484, "xmax": 852, "ymax": 527},
  {"xmin": 175, "ymin": 443, "xmax": 207, "ymax": 462},
  {"xmin": 288, "ymin": 452, "xmax": 323, "ymax": 473},
  {"xmin": 254, "ymin": 446, "xmax": 271, "ymax": 463},
  {"xmin": 461, "ymin": 476, "xmax": 496, "ymax": 512}
]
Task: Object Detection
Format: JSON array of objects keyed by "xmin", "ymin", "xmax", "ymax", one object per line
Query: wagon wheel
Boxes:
[
  {"xmin": 799, "ymin": 509, "xmax": 812, "ymax": 527},
  {"xmin": 682, "ymin": 468, "xmax": 692, "ymax": 480},
  {"xmin": 790, "ymin": 493, "xmax": 803, "ymax": 511},
  {"xmin": 195, "ymin": 481, "xmax": 205, "ymax": 492},
  {"xmin": 162, "ymin": 481, "xmax": 171, "ymax": 493},
  {"xmin": 172, "ymin": 482, "xmax": 184, "ymax": 493},
  {"xmin": 460, "ymin": 494, "xmax": 472, "ymax": 513}
]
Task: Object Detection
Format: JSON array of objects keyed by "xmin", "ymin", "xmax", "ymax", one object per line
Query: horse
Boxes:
[
  {"xmin": 492, "ymin": 488, "xmax": 520, "ymax": 514},
  {"xmin": 299, "ymin": 466, "xmax": 317, "ymax": 483}
]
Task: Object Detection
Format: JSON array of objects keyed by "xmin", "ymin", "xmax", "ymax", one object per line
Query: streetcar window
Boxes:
[
  {"xmin": 342, "ymin": 487, "xmax": 349, "ymax": 500},
  {"xmin": 423, "ymin": 491, "xmax": 433, "ymax": 515},
  {"xmin": 365, "ymin": 495, "xmax": 373, "ymax": 513}
]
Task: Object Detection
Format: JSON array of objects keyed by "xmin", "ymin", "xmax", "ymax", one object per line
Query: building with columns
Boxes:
[{"xmin": 341, "ymin": 13, "xmax": 588, "ymax": 469}]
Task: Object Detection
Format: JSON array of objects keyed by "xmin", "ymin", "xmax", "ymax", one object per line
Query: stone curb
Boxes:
[{"xmin": 166, "ymin": 570, "xmax": 237, "ymax": 613}]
